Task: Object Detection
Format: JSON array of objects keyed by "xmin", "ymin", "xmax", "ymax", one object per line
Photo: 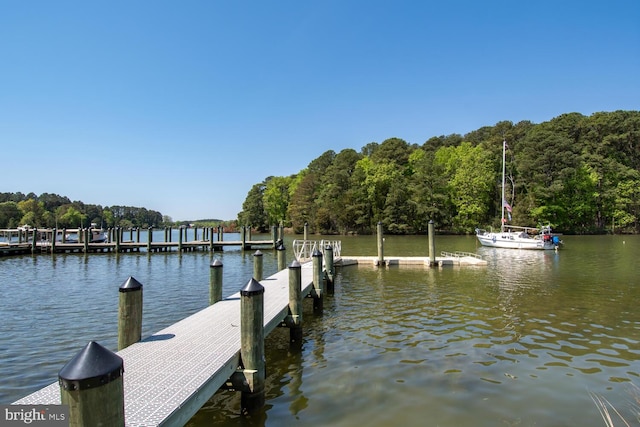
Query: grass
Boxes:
[{"xmin": 590, "ymin": 385, "xmax": 640, "ymax": 427}]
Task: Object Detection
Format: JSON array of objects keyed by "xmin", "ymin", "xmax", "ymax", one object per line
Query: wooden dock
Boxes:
[
  {"xmin": 0, "ymin": 225, "xmax": 277, "ymax": 256},
  {"xmin": 13, "ymin": 262, "xmax": 317, "ymax": 426},
  {"xmin": 339, "ymin": 252, "xmax": 487, "ymax": 267}
]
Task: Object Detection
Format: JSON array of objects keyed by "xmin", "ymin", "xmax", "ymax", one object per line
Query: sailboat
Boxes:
[{"xmin": 475, "ymin": 139, "xmax": 562, "ymax": 250}]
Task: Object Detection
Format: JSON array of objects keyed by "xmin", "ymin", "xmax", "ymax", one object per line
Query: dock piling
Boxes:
[
  {"xmin": 428, "ymin": 220, "xmax": 436, "ymax": 266},
  {"xmin": 277, "ymin": 242, "xmax": 286, "ymax": 271},
  {"xmin": 209, "ymin": 259, "xmax": 223, "ymax": 305},
  {"xmin": 239, "ymin": 278, "xmax": 266, "ymax": 412},
  {"xmin": 324, "ymin": 244, "xmax": 334, "ymax": 288},
  {"xmin": 253, "ymin": 250, "xmax": 263, "ymax": 281},
  {"xmin": 312, "ymin": 249, "xmax": 324, "ymax": 312},
  {"xmin": 118, "ymin": 277, "xmax": 143, "ymax": 350},
  {"xmin": 377, "ymin": 222, "xmax": 384, "ymax": 266},
  {"xmin": 287, "ymin": 260, "xmax": 303, "ymax": 344},
  {"xmin": 58, "ymin": 341, "xmax": 125, "ymax": 426}
]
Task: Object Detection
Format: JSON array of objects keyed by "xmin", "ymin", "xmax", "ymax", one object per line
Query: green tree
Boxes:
[
  {"xmin": 263, "ymin": 176, "xmax": 294, "ymax": 226},
  {"xmin": 0, "ymin": 201, "xmax": 22, "ymax": 228},
  {"xmin": 238, "ymin": 182, "xmax": 268, "ymax": 231}
]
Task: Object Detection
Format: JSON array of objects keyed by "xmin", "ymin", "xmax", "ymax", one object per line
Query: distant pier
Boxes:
[{"xmin": 0, "ymin": 225, "xmax": 280, "ymax": 257}]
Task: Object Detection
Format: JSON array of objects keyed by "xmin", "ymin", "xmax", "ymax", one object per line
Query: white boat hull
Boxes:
[{"xmin": 476, "ymin": 230, "xmax": 558, "ymax": 250}]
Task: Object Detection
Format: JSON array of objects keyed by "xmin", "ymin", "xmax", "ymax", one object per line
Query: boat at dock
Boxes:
[{"xmin": 475, "ymin": 139, "xmax": 562, "ymax": 250}]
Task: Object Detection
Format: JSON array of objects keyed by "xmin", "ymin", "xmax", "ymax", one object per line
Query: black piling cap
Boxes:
[
  {"xmin": 210, "ymin": 258, "xmax": 223, "ymax": 268},
  {"xmin": 312, "ymin": 249, "xmax": 323, "ymax": 258},
  {"xmin": 254, "ymin": 250, "xmax": 263, "ymax": 257},
  {"xmin": 58, "ymin": 341, "xmax": 124, "ymax": 391},
  {"xmin": 119, "ymin": 276, "xmax": 143, "ymax": 293},
  {"xmin": 276, "ymin": 243, "xmax": 286, "ymax": 251},
  {"xmin": 324, "ymin": 244, "xmax": 333, "ymax": 250},
  {"xmin": 241, "ymin": 278, "xmax": 264, "ymax": 297},
  {"xmin": 289, "ymin": 260, "xmax": 301, "ymax": 269}
]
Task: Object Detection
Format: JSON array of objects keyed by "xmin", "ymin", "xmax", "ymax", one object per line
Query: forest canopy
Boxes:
[{"xmin": 237, "ymin": 110, "xmax": 640, "ymax": 235}]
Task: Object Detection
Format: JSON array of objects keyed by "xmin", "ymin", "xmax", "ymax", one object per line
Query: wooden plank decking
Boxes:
[{"xmin": 13, "ymin": 263, "xmax": 315, "ymax": 426}]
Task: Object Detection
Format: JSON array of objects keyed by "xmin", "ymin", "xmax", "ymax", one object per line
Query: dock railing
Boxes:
[
  {"xmin": 293, "ymin": 239, "xmax": 341, "ymax": 262},
  {"xmin": 440, "ymin": 250, "xmax": 483, "ymax": 260}
]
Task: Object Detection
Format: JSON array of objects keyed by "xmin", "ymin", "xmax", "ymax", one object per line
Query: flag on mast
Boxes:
[{"xmin": 502, "ymin": 199, "xmax": 512, "ymax": 213}]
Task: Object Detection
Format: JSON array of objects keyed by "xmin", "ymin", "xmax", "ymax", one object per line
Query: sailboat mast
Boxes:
[{"xmin": 501, "ymin": 139, "xmax": 506, "ymax": 231}]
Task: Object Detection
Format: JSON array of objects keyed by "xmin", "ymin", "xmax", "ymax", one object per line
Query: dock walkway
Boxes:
[{"xmin": 14, "ymin": 263, "xmax": 315, "ymax": 426}]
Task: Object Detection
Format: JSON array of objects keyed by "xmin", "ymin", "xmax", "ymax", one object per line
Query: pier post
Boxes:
[
  {"xmin": 253, "ymin": 250, "xmax": 263, "ymax": 281},
  {"xmin": 324, "ymin": 244, "xmax": 334, "ymax": 288},
  {"xmin": 115, "ymin": 227, "xmax": 121, "ymax": 253},
  {"xmin": 377, "ymin": 222, "xmax": 384, "ymax": 266},
  {"xmin": 287, "ymin": 260, "xmax": 303, "ymax": 344},
  {"xmin": 31, "ymin": 228, "xmax": 37, "ymax": 254},
  {"xmin": 241, "ymin": 226, "xmax": 247, "ymax": 250},
  {"xmin": 209, "ymin": 259, "xmax": 223, "ymax": 304},
  {"xmin": 247, "ymin": 226, "xmax": 252, "ymax": 242},
  {"xmin": 129, "ymin": 228, "xmax": 133, "ymax": 242},
  {"xmin": 83, "ymin": 228, "xmax": 89, "ymax": 253},
  {"xmin": 118, "ymin": 276, "xmax": 143, "ymax": 350},
  {"xmin": 63, "ymin": 228, "xmax": 67, "ymax": 243},
  {"xmin": 312, "ymin": 249, "xmax": 324, "ymax": 312},
  {"xmin": 178, "ymin": 226, "xmax": 183, "ymax": 252},
  {"xmin": 147, "ymin": 227, "xmax": 153, "ymax": 252},
  {"xmin": 168, "ymin": 226, "xmax": 172, "ymax": 242},
  {"xmin": 428, "ymin": 220, "xmax": 436, "ymax": 266},
  {"xmin": 277, "ymin": 242, "xmax": 286, "ymax": 271},
  {"xmin": 303, "ymin": 222, "xmax": 308, "ymax": 241},
  {"xmin": 218, "ymin": 225, "xmax": 223, "ymax": 241},
  {"xmin": 136, "ymin": 227, "xmax": 140, "ymax": 243},
  {"xmin": 239, "ymin": 278, "xmax": 265, "ymax": 412},
  {"xmin": 279, "ymin": 222, "xmax": 284, "ymax": 241},
  {"xmin": 51, "ymin": 228, "xmax": 56, "ymax": 253},
  {"xmin": 59, "ymin": 341, "xmax": 124, "ymax": 426},
  {"xmin": 269, "ymin": 225, "xmax": 276, "ymax": 247}
]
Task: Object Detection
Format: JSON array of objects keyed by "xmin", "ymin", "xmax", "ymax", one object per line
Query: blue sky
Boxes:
[{"xmin": 1, "ymin": 1, "xmax": 638, "ymax": 221}]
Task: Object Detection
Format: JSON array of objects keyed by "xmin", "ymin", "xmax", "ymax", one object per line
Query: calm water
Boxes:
[{"xmin": 1, "ymin": 233, "xmax": 639, "ymax": 426}]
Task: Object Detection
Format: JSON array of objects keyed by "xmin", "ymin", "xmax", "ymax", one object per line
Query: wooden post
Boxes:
[
  {"xmin": 239, "ymin": 278, "xmax": 265, "ymax": 412},
  {"xmin": 287, "ymin": 260, "xmax": 303, "ymax": 344},
  {"xmin": 218, "ymin": 225, "xmax": 223, "ymax": 241},
  {"xmin": 303, "ymin": 222, "xmax": 308, "ymax": 241},
  {"xmin": 312, "ymin": 249, "xmax": 324, "ymax": 312},
  {"xmin": 253, "ymin": 250, "xmax": 263, "ymax": 281},
  {"xmin": 31, "ymin": 228, "xmax": 37, "ymax": 253},
  {"xmin": 51, "ymin": 228, "xmax": 57, "ymax": 253},
  {"xmin": 271, "ymin": 225, "xmax": 277, "ymax": 248},
  {"xmin": 324, "ymin": 244, "xmax": 334, "ymax": 289},
  {"xmin": 118, "ymin": 276, "xmax": 143, "ymax": 350},
  {"xmin": 178, "ymin": 226, "xmax": 183, "ymax": 252},
  {"xmin": 136, "ymin": 227, "xmax": 140, "ymax": 243},
  {"xmin": 83, "ymin": 228, "xmax": 89, "ymax": 253},
  {"xmin": 147, "ymin": 227, "xmax": 153, "ymax": 252},
  {"xmin": 277, "ymin": 242, "xmax": 286, "ymax": 271},
  {"xmin": 279, "ymin": 223, "xmax": 284, "ymax": 241},
  {"xmin": 59, "ymin": 341, "xmax": 125, "ymax": 426},
  {"xmin": 247, "ymin": 225, "xmax": 252, "ymax": 242},
  {"xmin": 377, "ymin": 222, "xmax": 384, "ymax": 266},
  {"xmin": 241, "ymin": 226, "xmax": 247, "ymax": 250},
  {"xmin": 129, "ymin": 228, "xmax": 133, "ymax": 242},
  {"xmin": 428, "ymin": 220, "xmax": 436, "ymax": 266},
  {"xmin": 115, "ymin": 227, "xmax": 121, "ymax": 253},
  {"xmin": 209, "ymin": 259, "xmax": 223, "ymax": 305}
]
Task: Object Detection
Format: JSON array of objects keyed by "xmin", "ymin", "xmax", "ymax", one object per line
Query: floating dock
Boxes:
[{"xmin": 14, "ymin": 262, "xmax": 317, "ymax": 426}]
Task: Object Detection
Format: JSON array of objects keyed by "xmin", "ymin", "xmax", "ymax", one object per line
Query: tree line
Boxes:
[
  {"xmin": 237, "ymin": 110, "xmax": 640, "ymax": 235},
  {"xmin": 0, "ymin": 192, "xmax": 165, "ymax": 229}
]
